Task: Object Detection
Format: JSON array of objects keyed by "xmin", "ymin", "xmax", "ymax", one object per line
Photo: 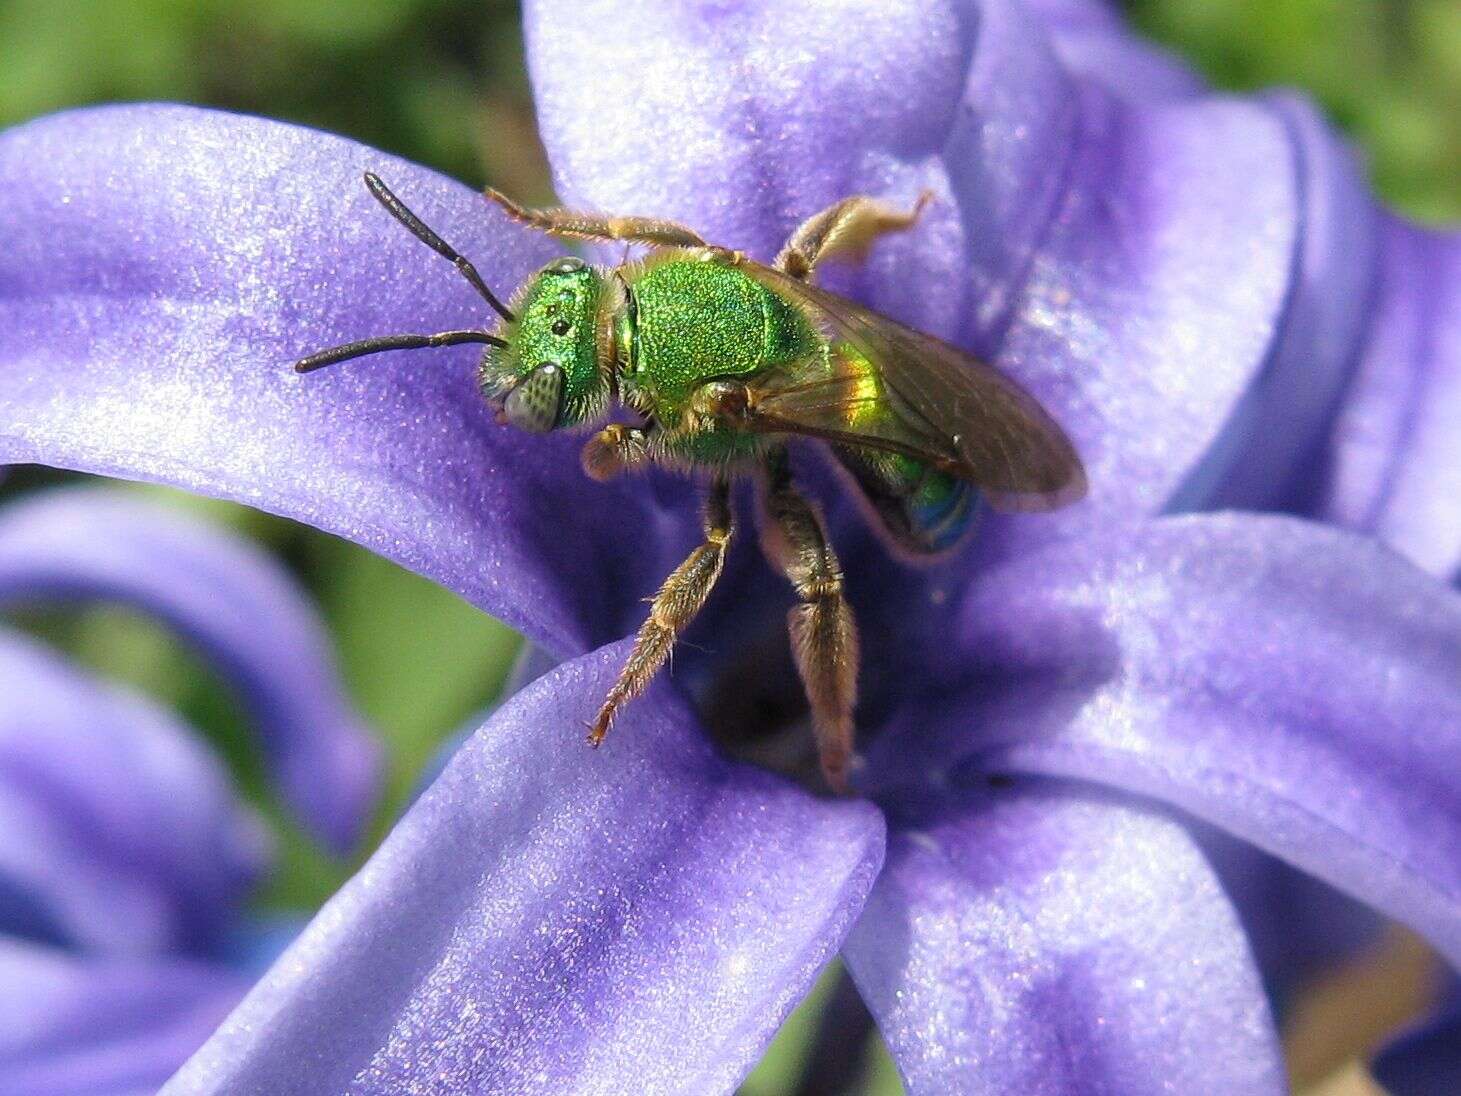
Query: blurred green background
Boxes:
[{"xmin": 0, "ymin": 2, "xmax": 1456, "ymax": 1094}]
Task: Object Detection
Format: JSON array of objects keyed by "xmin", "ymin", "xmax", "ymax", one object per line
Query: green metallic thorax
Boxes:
[
  {"xmin": 617, "ymin": 254, "xmax": 821, "ymax": 427},
  {"xmin": 607, "ymin": 253, "xmax": 976, "ymax": 546}
]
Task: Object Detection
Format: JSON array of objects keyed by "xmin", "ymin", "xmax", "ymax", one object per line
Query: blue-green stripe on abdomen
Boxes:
[
  {"xmin": 834, "ymin": 446, "xmax": 980, "ymax": 555},
  {"xmin": 904, "ymin": 466, "xmax": 978, "ymax": 552}
]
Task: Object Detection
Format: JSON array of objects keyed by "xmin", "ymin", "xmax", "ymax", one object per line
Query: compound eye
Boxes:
[
  {"xmin": 503, "ymin": 363, "xmax": 564, "ymax": 433},
  {"xmin": 547, "ymin": 256, "xmax": 587, "ymax": 274}
]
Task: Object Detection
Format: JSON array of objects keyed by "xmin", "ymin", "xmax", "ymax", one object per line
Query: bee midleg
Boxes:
[
  {"xmin": 589, "ymin": 477, "xmax": 733, "ymax": 745},
  {"xmin": 580, "ymin": 423, "xmax": 654, "ymax": 481},
  {"xmin": 775, "ymin": 192, "xmax": 933, "ymax": 280},
  {"xmin": 759, "ymin": 449, "xmax": 859, "ymax": 794},
  {"xmin": 482, "ymin": 188, "xmax": 708, "ymax": 249}
]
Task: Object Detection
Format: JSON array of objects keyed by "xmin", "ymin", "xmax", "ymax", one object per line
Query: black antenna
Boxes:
[
  {"xmin": 364, "ymin": 172, "xmax": 516, "ymax": 323},
  {"xmin": 294, "ymin": 329, "xmax": 507, "ymax": 374}
]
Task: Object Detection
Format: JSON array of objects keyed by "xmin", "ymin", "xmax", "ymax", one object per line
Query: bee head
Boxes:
[{"xmin": 480, "ymin": 256, "xmax": 611, "ymax": 433}]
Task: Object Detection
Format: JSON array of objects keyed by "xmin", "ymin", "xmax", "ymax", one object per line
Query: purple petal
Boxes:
[
  {"xmin": 984, "ymin": 16, "xmax": 1461, "ymax": 592},
  {"xmin": 0, "ymin": 938, "xmax": 246, "ymax": 1096},
  {"xmin": 0, "ymin": 104, "xmax": 695, "ymax": 658},
  {"xmin": 867, "ymin": 513, "xmax": 1461, "ymax": 964},
  {"xmin": 1188, "ymin": 821, "xmax": 1382, "ymax": 1002},
  {"xmin": 1314, "ymin": 216, "xmax": 1461, "ymax": 581},
  {"xmin": 844, "ymin": 782, "xmax": 1283, "ymax": 1095},
  {"xmin": 166, "ymin": 642, "xmax": 884, "ymax": 1095},
  {"xmin": 527, "ymin": 0, "xmax": 1299, "ymax": 546},
  {"xmin": 1201, "ymin": 94, "xmax": 1381, "ymax": 516},
  {"xmin": 0, "ymin": 487, "xmax": 378, "ymax": 853},
  {"xmin": 1027, "ymin": 0, "xmax": 1206, "ymax": 100},
  {"xmin": 0, "ymin": 631, "xmax": 267, "ymax": 955}
]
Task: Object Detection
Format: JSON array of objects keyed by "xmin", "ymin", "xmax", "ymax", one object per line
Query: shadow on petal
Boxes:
[{"xmin": 1373, "ymin": 977, "xmax": 1461, "ymax": 1096}]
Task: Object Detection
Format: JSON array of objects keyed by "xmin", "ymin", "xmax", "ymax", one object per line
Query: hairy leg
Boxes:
[
  {"xmin": 759, "ymin": 450, "xmax": 860, "ymax": 793},
  {"xmin": 775, "ymin": 191, "xmax": 932, "ymax": 281},
  {"xmin": 580, "ymin": 424, "xmax": 654, "ymax": 481},
  {"xmin": 484, "ymin": 188, "xmax": 708, "ymax": 249},
  {"xmin": 590, "ymin": 478, "xmax": 733, "ymax": 744}
]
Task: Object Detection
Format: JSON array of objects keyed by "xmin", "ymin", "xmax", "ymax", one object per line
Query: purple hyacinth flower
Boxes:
[
  {"xmin": 0, "ymin": 490, "xmax": 379, "ymax": 1092},
  {"xmin": 0, "ymin": 1, "xmax": 1458, "ymax": 1092}
]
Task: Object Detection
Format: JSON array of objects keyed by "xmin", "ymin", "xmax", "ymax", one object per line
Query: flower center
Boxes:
[{"xmin": 697, "ymin": 621, "xmax": 830, "ymax": 791}]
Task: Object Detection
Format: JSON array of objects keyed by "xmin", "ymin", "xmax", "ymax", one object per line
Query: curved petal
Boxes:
[
  {"xmin": 1197, "ymin": 93, "xmax": 1381, "ymax": 515},
  {"xmin": 972, "ymin": 89, "xmax": 1296, "ymax": 555},
  {"xmin": 0, "ymin": 631, "xmax": 267, "ymax": 956},
  {"xmin": 0, "ymin": 104, "xmax": 694, "ymax": 659},
  {"xmin": 532, "ymin": 0, "xmax": 977, "ymax": 265},
  {"xmin": 404, "ymin": 642, "xmax": 560, "ymax": 807},
  {"xmin": 165, "ymin": 642, "xmax": 885, "ymax": 1096},
  {"xmin": 1187, "ymin": 821, "xmax": 1382, "ymax": 1004},
  {"xmin": 866, "ymin": 513, "xmax": 1461, "ymax": 965},
  {"xmin": 843, "ymin": 781, "xmax": 1282, "ymax": 1095},
  {"xmin": 0, "ymin": 938, "xmax": 246, "ymax": 1096},
  {"xmin": 527, "ymin": 0, "xmax": 1299, "ymax": 549},
  {"xmin": 935, "ymin": 12, "xmax": 1461, "ymax": 588},
  {"xmin": 1026, "ymin": 0, "xmax": 1205, "ymax": 100},
  {"xmin": 0, "ymin": 487, "xmax": 378, "ymax": 853},
  {"xmin": 1314, "ymin": 215, "xmax": 1461, "ymax": 581}
]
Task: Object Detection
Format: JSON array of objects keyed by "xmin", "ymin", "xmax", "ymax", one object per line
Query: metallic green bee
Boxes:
[{"xmin": 296, "ymin": 174, "xmax": 1085, "ymax": 792}]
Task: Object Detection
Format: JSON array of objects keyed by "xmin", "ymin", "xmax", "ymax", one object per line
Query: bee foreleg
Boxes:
[
  {"xmin": 483, "ymin": 188, "xmax": 708, "ymax": 249},
  {"xmin": 775, "ymin": 192, "xmax": 933, "ymax": 281},
  {"xmin": 759, "ymin": 450, "xmax": 859, "ymax": 794},
  {"xmin": 581, "ymin": 424, "xmax": 653, "ymax": 481},
  {"xmin": 589, "ymin": 478, "xmax": 733, "ymax": 745}
]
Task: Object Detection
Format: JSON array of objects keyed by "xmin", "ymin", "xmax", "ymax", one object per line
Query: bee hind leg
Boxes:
[
  {"xmin": 776, "ymin": 191, "xmax": 933, "ymax": 281},
  {"xmin": 759, "ymin": 450, "xmax": 860, "ymax": 794},
  {"xmin": 590, "ymin": 478, "xmax": 733, "ymax": 744},
  {"xmin": 483, "ymin": 188, "xmax": 708, "ymax": 249}
]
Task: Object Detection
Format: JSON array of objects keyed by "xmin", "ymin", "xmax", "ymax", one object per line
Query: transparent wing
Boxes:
[{"xmin": 740, "ymin": 262, "xmax": 1086, "ymax": 512}]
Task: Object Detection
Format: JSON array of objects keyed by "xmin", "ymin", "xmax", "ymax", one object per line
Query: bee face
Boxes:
[{"xmin": 480, "ymin": 257, "xmax": 609, "ymax": 431}]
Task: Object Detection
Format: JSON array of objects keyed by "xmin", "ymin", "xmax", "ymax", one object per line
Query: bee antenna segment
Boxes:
[
  {"xmin": 293, "ymin": 329, "xmax": 507, "ymax": 373},
  {"xmin": 363, "ymin": 172, "xmax": 517, "ymax": 324}
]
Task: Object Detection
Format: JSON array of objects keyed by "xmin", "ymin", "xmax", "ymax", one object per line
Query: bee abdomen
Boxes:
[{"xmin": 834, "ymin": 446, "xmax": 980, "ymax": 555}]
